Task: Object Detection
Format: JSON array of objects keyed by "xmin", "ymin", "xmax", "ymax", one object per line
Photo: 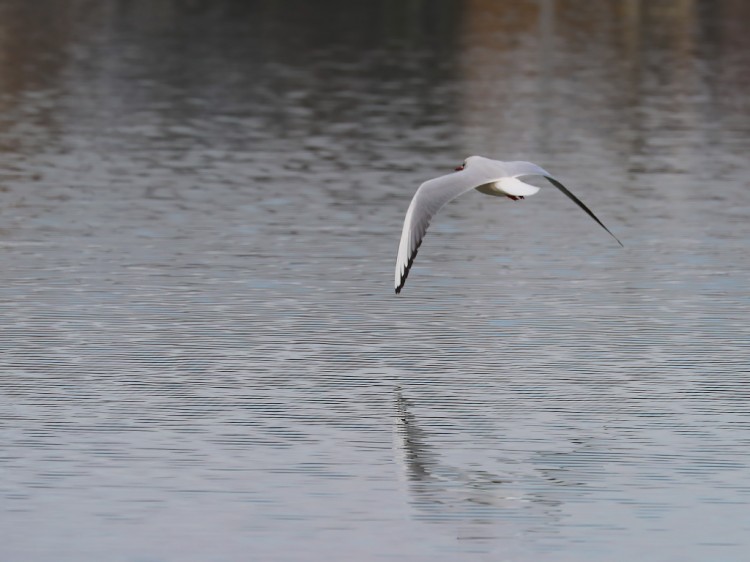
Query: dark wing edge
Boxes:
[
  {"xmin": 396, "ymin": 206, "xmax": 431, "ymax": 295},
  {"xmin": 395, "ymin": 227, "xmax": 426, "ymax": 294},
  {"xmin": 544, "ymin": 176, "xmax": 624, "ymax": 247}
]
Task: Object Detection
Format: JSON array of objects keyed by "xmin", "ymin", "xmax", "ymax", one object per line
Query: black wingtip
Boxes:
[
  {"xmin": 394, "ymin": 239, "xmax": 424, "ymax": 295},
  {"xmin": 545, "ymin": 176, "xmax": 624, "ymax": 248}
]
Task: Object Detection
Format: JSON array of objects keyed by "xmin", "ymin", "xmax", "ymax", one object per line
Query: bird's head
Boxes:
[{"xmin": 455, "ymin": 155, "xmax": 482, "ymax": 171}]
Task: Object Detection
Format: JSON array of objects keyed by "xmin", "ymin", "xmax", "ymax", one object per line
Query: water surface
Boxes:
[{"xmin": 1, "ymin": 1, "xmax": 749, "ymax": 561}]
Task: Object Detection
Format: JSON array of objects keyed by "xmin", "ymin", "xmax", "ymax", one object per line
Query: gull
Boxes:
[{"xmin": 394, "ymin": 155, "xmax": 622, "ymax": 294}]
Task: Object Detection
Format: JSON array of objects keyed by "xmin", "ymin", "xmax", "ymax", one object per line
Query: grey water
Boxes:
[{"xmin": 1, "ymin": 1, "xmax": 749, "ymax": 560}]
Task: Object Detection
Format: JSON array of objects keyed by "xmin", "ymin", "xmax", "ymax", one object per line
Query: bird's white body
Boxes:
[
  {"xmin": 477, "ymin": 177, "xmax": 541, "ymax": 198},
  {"xmin": 394, "ymin": 155, "xmax": 621, "ymax": 294}
]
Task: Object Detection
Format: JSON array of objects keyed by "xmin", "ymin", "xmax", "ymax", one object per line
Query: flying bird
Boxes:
[{"xmin": 394, "ymin": 156, "xmax": 622, "ymax": 294}]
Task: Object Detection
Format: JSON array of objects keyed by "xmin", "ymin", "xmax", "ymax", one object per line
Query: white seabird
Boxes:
[{"xmin": 394, "ymin": 156, "xmax": 622, "ymax": 294}]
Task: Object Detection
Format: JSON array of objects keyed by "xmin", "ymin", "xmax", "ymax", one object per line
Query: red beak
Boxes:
[{"xmin": 454, "ymin": 165, "xmax": 464, "ymax": 171}]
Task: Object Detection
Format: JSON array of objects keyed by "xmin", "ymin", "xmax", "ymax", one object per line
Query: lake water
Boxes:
[{"xmin": 1, "ymin": 1, "xmax": 749, "ymax": 561}]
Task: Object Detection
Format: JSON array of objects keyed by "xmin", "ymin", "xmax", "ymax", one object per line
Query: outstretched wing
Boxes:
[
  {"xmin": 395, "ymin": 168, "xmax": 496, "ymax": 294},
  {"xmin": 504, "ymin": 161, "xmax": 623, "ymax": 247},
  {"xmin": 544, "ymin": 176, "xmax": 623, "ymax": 247}
]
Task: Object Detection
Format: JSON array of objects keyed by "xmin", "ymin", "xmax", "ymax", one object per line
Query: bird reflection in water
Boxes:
[{"xmin": 393, "ymin": 388, "xmax": 567, "ymax": 537}]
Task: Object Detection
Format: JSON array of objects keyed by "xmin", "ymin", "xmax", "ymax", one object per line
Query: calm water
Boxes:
[{"xmin": 1, "ymin": 1, "xmax": 749, "ymax": 560}]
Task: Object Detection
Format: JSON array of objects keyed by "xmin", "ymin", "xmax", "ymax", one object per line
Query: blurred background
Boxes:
[{"xmin": 1, "ymin": 1, "xmax": 749, "ymax": 561}]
